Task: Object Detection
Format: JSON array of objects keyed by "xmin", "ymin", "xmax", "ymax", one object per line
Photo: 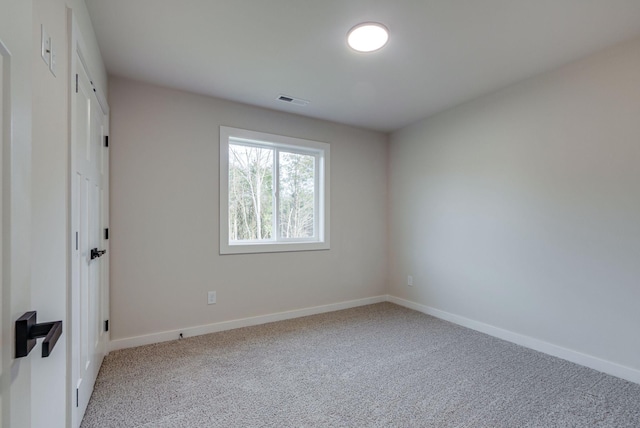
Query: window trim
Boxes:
[{"xmin": 220, "ymin": 126, "xmax": 330, "ymax": 255}]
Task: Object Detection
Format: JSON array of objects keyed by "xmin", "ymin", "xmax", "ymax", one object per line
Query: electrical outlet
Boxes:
[
  {"xmin": 407, "ymin": 275, "xmax": 414, "ymax": 287},
  {"xmin": 207, "ymin": 291, "xmax": 217, "ymax": 305}
]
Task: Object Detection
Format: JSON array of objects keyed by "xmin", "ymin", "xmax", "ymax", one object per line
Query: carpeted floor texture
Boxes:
[{"xmin": 81, "ymin": 303, "xmax": 640, "ymax": 427}]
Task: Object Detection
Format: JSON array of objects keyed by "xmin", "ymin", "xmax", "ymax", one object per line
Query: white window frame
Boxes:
[{"xmin": 220, "ymin": 126, "xmax": 330, "ymax": 254}]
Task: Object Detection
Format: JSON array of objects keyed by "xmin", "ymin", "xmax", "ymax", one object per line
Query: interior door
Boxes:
[
  {"xmin": 71, "ymin": 52, "xmax": 108, "ymax": 427},
  {"xmin": 0, "ymin": 0, "xmax": 35, "ymax": 426}
]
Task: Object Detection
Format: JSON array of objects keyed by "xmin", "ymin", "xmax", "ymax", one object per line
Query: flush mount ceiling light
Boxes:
[{"xmin": 347, "ymin": 22, "xmax": 389, "ymax": 53}]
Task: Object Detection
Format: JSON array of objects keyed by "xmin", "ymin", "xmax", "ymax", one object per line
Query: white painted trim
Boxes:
[
  {"xmin": 219, "ymin": 126, "xmax": 330, "ymax": 255},
  {"xmin": 108, "ymin": 293, "xmax": 639, "ymax": 385},
  {"xmin": 109, "ymin": 295, "xmax": 386, "ymax": 352},
  {"xmin": 387, "ymin": 295, "xmax": 640, "ymax": 385}
]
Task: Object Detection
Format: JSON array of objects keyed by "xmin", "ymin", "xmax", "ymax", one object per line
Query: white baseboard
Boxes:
[
  {"xmin": 109, "ymin": 293, "xmax": 639, "ymax": 385},
  {"xmin": 387, "ymin": 295, "xmax": 640, "ymax": 385},
  {"xmin": 109, "ymin": 295, "xmax": 387, "ymax": 352}
]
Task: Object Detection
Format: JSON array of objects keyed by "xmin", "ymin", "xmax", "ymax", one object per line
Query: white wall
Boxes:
[
  {"xmin": 2, "ymin": 1, "xmax": 33, "ymax": 427},
  {"xmin": 31, "ymin": 2, "xmax": 68, "ymax": 425},
  {"xmin": 30, "ymin": 0, "xmax": 106, "ymax": 426},
  {"xmin": 389, "ymin": 37, "xmax": 640, "ymax": 373},
  {"xmin": 109, "ymin": 77, "xmax": 388, "ymax": 341}
]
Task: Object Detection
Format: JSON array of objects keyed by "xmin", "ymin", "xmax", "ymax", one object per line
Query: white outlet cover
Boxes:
[
  {"xmin": 207, "ymin": 291, "xmax": 217, "ymax": 305},
  {"xmin": 407, "ymin": 275, "xmax": 414, "ymax": 286}
]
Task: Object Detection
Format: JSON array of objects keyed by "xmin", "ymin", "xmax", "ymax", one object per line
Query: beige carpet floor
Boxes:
[{"xmin": 81, "ymin": 303, "xmax": 640, "ymax": 427}]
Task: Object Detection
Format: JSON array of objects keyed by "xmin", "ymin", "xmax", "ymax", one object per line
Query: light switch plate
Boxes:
[{"xmin": 41, "ymin": 25, "xmax": 51, "ymax": 66}]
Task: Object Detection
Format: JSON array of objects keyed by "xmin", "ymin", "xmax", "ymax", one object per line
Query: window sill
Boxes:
[{"xmin": 220, "ymin": 241, "xmax": 330, "ymax": 255}]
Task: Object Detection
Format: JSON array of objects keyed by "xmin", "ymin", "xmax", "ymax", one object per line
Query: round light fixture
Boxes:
[{"xmin": 347, "ymin": 22, "xmax": 389, "ymax": 53}]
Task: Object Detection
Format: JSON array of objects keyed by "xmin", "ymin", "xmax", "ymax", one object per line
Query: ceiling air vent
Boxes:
[{"xmin": 277, "ymin": 94, "xmax": 310, "ymax": 107}]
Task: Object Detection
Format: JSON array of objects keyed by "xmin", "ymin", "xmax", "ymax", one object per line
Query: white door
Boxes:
[
  {"xmin": 1, "ymin": 0, "xmax": 35, "ymax": 426},
  {"xmin": 71, "ymin": 51, "xmax": 109, "ymax": 427}
]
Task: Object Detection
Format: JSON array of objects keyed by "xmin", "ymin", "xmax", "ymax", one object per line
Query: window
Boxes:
[{"xmin": 220, "ymin": 126, "xmax": 330, "ymax": 254}]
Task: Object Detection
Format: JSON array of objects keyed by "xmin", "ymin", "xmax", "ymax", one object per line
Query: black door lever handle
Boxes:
[
  {"xmin": 15, "ymin": 312, "xmax": 63, "ymax": 358},
  {"xmin": 90, "ymin": 248, "xmax": 107, "ymax": 260}
]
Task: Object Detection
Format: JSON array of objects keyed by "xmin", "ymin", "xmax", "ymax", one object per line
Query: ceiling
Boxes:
[{"xmin": 85, "ymin": 0, "xmax": 640, "ymax": 133}]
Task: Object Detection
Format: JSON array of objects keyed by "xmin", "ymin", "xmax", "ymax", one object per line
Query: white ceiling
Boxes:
[{"xmin": 85, "ymin": 0, "xmax": 640, "ymax": 133}]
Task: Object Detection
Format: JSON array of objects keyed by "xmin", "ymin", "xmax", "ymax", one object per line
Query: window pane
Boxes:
[
  {"xmin": 279, "ymin": 151, "xmax": 315, "ymax": 239},
  {"xmin": 228, "ymin": 143, "xmax": 274, "ymax": 241}
]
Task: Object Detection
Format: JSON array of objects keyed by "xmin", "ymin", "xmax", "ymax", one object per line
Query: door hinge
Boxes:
[
  {"xmin": 75, "ymin": 74, "xmax": 78, "ymax": 93},
  {"xmin": 75, "ymin": 231, "xmax": 78, "ymax": 251},
  {"xmin": 104, "ymin": 135, "xmax": 109, "ymax": 147},
  {"xmin": 104, "ymin": 228, "xmax": 109, "ymax": 240},
  {"xmin": 104, "ymin": 320, "xmax": 109, "ymax": 332},
  {"xmin": 76, "ymin": 388, "xmax": 79, "ymax": 407}
]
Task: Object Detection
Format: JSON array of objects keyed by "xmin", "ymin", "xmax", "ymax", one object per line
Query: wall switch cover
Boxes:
[{"xmin": 41, "ymin": 25, "xmax": 51, "ymax": 66}]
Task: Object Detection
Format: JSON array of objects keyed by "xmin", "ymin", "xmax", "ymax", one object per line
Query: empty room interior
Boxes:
[{"xmin": 2, "ymin": 1, "xmax": 640, "ymax": 427}]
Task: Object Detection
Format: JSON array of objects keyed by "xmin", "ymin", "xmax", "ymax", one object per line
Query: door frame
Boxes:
[
  {"xmin": 68, "ymin": 10, "xmax": 110, "ymax": 428},
  {"xmin": 0, "ymin": 36, "xmax": 10, "ymax": 428}
]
